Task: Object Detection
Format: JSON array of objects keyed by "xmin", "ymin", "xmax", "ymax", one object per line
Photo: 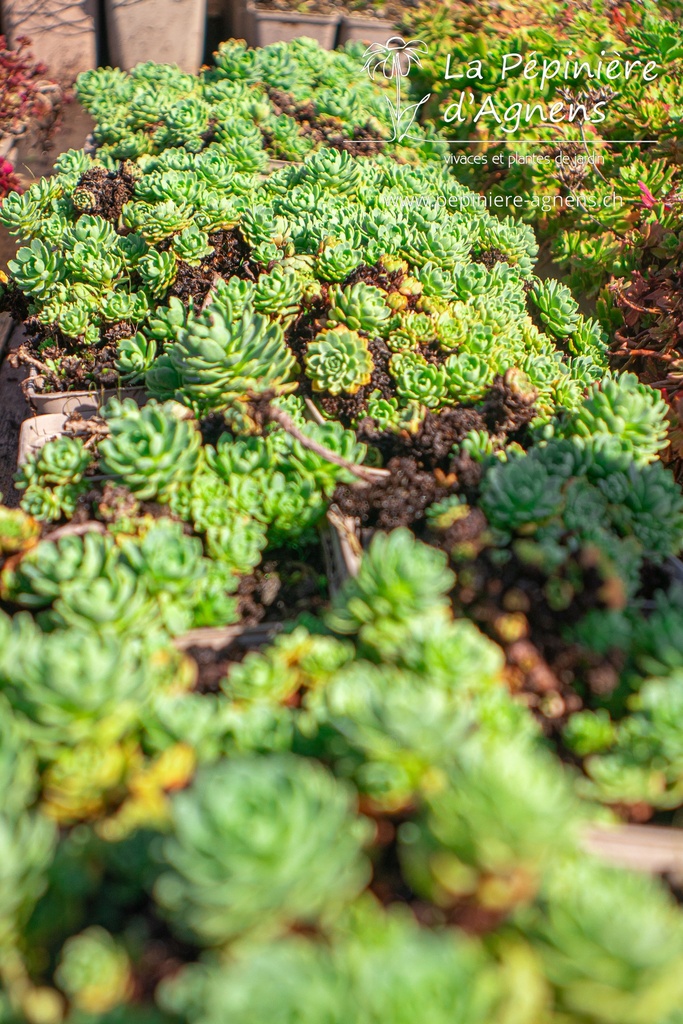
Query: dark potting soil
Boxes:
[
  {"xmin": 167, "ymin": 228, "xmax": 255, "ymax": 308},
  {"xmin": 336, "ymin": 455, "xmax": 452, "ymax": 530},
  {"xmin": 18, "ymin": 330, "xmax": 124, "ymax": 393},
  {"xmin": 356, "ymin": 407, "xmax": 487, "ymax": 471},
  {"xmin": 188, "ymin": 544, "xmax": 329, "ymax": 693},
  {"xmin": 265, "ymin": 88, "xmax": 386, "ymax": 155},
  {"xmin": 74, "ymin": 164, "xmax": 137, "ymax": 223},
  {"xmin": 187, "ymin": 641, "xmax": 251, "ymax": 695},
  {"xmin": 239, "ymin": 546, "xmax": 329, "ymax": 624},
  {"xmin": 470, "ymin": 246, "xmax": 507, "ymax": 269},
  {"xmin": 11, "ymin": 227, "xmax": 255, "ymax": 393}
]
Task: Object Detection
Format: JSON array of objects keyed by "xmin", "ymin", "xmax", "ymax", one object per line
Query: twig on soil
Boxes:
[
  {"xmin": 200, "ymin": 273, "xmax": 222, "ymax": 312},
  {"xmin": 257, "ymin": 397, "xmax": 389, "ymax": 484},
  {"xmin": 13, "ymin": 345, "xmax": 58, "ymax": 380},
  {"xmin": 612, "ymin": 347, "xmax": 677, "ymax": 361},
  {"xmin": 615, "ymin": 290, "xmax": 663, "ymax": 316},
  {"xmin": 303, "ymin": 396, "xmax": 326, "ymax": 425},
  {"xmin": 64, "ymin": 413, "xmax": 110, "ymax": 439},
  {"xmin": 44, "ymin": 520, "xmax": 107, "ymax": 541}
]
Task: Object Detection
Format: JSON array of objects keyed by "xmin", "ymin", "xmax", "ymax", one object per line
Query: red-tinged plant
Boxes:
[
  {"xmin": 0, "ymin": 35, "xmax": 63, "ymax": 195},
  {"xmin": 0, "ymin": 156, "xmax": 22, "ymax": 197}
]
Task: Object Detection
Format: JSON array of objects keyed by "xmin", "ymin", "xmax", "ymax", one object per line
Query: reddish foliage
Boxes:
[{"xmin": 0, "ymin": 34, "xmax": 63, "ymax": 195}]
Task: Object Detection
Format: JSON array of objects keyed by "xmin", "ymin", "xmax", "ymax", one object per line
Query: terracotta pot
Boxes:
[
  {"xmin": 1, "ymin": 0, "xmax": 97, "ymax": 81},
  {"xmin": 104, "ymin": 0, "xmax": 207, "ymax": 71}
]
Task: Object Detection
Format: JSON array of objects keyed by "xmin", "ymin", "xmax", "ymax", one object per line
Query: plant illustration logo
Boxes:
[{"xmin": 362, "ymin": 36, "xmax": 431, "ymax": 142}]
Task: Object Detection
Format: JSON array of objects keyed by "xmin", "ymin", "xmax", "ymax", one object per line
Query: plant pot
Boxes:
[
  {"xmin": 240, "ymin": 1, "xmax": 339, "ymax": 48},
  {"xmin": 26, "ymin": 367, "xmax": 147, "ymax": 417},
  {"xmin": 322, "ymin": 504, "xmax": 362, "ymax": 590},
  {"xmin": 104, "ymin": 0, "xmax": 207, "ymax": 72},
  {"xmin": 17, "ymin": 413, "xmax": 68, "ymax": 467},
  {"xmin": 1, "ymin": 0, "xmax": 97, "ymax": 82},
  {"xmin": 338, "ymin": 14, "xmax": 395, "ymax": 47}
]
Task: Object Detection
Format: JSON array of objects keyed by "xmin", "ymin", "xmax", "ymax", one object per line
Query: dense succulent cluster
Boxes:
[
  {"xmin": 0, "ymin": 35, "xmax": 63, "ymax": 198},
  {"xmin": 136, "ymin": 151, "xmax": 607, "ymax": 432},
  {"xmin": 1, "ymin": 26, "xmax": 683, "ymax": 1024},
  {"xmin": 2, "ymin": 512, "xmax": 683, "ymax": 1022},
  {"xmin": 75, "ymin": 37, "xmax": 442, "ymax": 168},
  {"xmin": 403, "ymin": 0, "xmax": 683, "ymax": 299},
  {"xmin": 1, "ymin": 56, "xmax": 604, "ymax": 416}
]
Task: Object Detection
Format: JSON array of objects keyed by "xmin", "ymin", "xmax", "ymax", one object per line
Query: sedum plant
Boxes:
[
  {"xmin": 305, "ymin": 326, "xmax": 373, "ymax": 395},
  {"xmin": 403, "ymin": 0, "xmax": 683, "ymax": 300},
  {"xmin": 0, "ymin": 614, "xmax": 181, "ymax": 757},
  {"xmin": 154, "ymin": 754, "xmax": 371, "ymax": 946},
  {"xmin": 97, "ymin": 398, "xmax": 201, "ymax": 501},
  {"xmin": 0, "ymin": 28, "xmax": 682, "ymax": 1024},
  {"xmin": 2, "ymin": 108, "xmax": 602, "ymax": 424},
  {"xmin": 1, "ymin": 520, "xmax": 683, "ymax": 1020},
  {"xmin": 146, "ymin": 299, "xmax": 298, "ymax": 415},
  {"xmin": 75, "ymin": 38, "xmax": 443, "ymax": 170},
  {"xmin": 132, "ymin": 151, "xmax": 608, "ymax": 434},
  {"xmin": 159, "ymin": 900, "xmax": 501, "ymax": 1024}
]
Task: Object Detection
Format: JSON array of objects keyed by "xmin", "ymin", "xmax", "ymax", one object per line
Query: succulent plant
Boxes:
[
  {"xmin": 137, "ymin": 249, "xmax": 177, "ymax": 298},
  {"xmin": 481, "ymin": 457, "xmax": 564, "ymax": 534},
  {"xmin": 316, "ymin": 242, "xmax": 363, "ymax": 283},
  {"xmin": 600, "ymin": 460, "xmax": 683, "ymax": 560},
  {"xmin": 15, "ymin": 437, "xmax": 92, "ymax": 491},
  {"xmin": 0, "ymin": 35, "xmax": 681, "ymax": 1020},
  {"xmin": 18, "ymin": 482, "xmax": 87, "ymax": 524},
  {"xmin": 327, "ymin": 282, "xmax": 392, "ymax": 336},
  {"xmin": 155, "ymin": 755, "xmax": 371, "ymax": 946},
  {"xmin": 115, "ymin": 332, "xmax": 158, "ymax": 382},
  {"xmin": 0, "ymin": 808, "xmax": 55, "ymax": 951},
  {"xmin": 400, "ymin": 741, "xmax": 580, "ymax": 911},
  {"xmin": 8, "ymin": 238, "xmax": 63, "ymax": 298},
  {"xmin": 172, "ymin": 224, "xmax": 213, "ymax": 266},
  {"xmin": 305, "ymin": 327, "xmax": 373, "ymax": 396},
  {"xmin": 0, "ymin": 501, "xmax": 40, "ymax": 555},
  {"xmin": 160, "ymin": 902, "xmax": 499, "ymax": 1024},
  {"xmin": 55, "ymin": 927, "xmax": 133, "ymax": 1014},
  {"xmin": 146, "ymin": 302, "xmax": 297, "ymax": 414},
  {"xmin": 326, "ymin": 529, "xmax": 455, "ymax": 642},
  {"xmin": 563, "ymin": 373, "xmax": 670, "ymax": 465},
  {"xmin": 395, "ymin": 359, "xmax": 447, "ymax": 408},
  {"xmin": 444, "ymin": 352, "xmax": 493, "ymax": 402},
  {"xmin": 520, "ymin": 857, "xmax": 683, "ymax": 1024},
  {"xmin": 2, "ymin": 531, "xmax": 111, "ymax": 608},
  {"xmin": 253, "ymin": 264, "xmax": 302, "ymax": 319},
  {"xmin": 99, "ymin": 399, "xmax": 201, "ymax": 501},
  {"xmin": 530, "ymin": 279, "xmax": 581, "ymax": 338}
]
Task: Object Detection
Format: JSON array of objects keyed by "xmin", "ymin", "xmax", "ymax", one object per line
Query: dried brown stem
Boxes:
[
  {"xmin": 64, "ymin": 413, "xmax": 110, "ymax": 439},
  {"xmin": 200, "ymin": 273, "xmax": 222, "ymax": 313},
  {"xmin": 263, "ymin": 401, "xmax": 389, "ymax": 484},
  {"xmin": 44, "ymin": 521, "xmax": 107, "ymax": 542},
  {"xmin": 303, "ymin": 396, "xmax": 326, "ymax": 425},
  {"xmin": 616, "ymin": 291, "xmax": 663, "ymax": 316},
  {"xmin": 612, "ymin": 347, "xmax": 677, "ymax": 362}
]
